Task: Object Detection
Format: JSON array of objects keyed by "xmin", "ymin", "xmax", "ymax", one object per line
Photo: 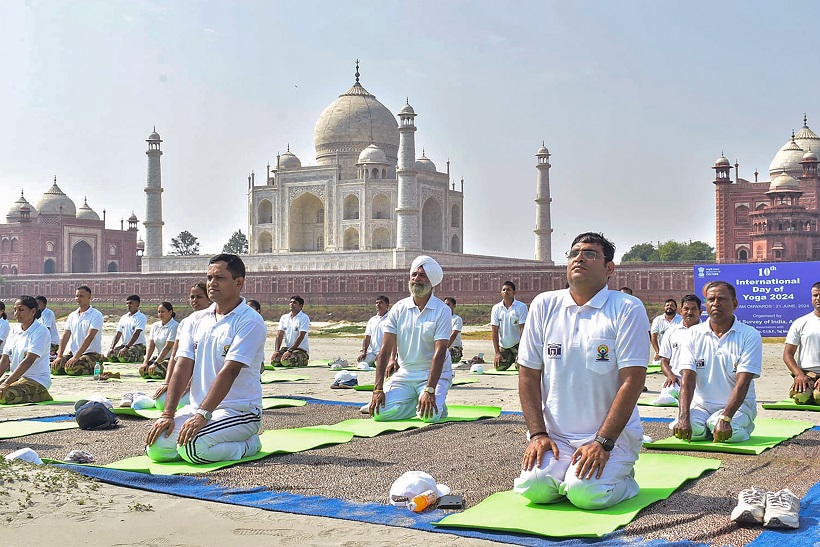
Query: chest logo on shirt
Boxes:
[
  {"xmin": 221, "ymin": 344, "xmax": 230, "ymax": 357},
  {"xmin": 695, "ymin": 358, "xmax": 705, "ymax": 369},
  {"xmin": 595, "ymin": 345, "xmax": 610, "ymax": 361},
  {"xmin": 546, "ymin": 343, "xmax": 562, "ymax": 358}
]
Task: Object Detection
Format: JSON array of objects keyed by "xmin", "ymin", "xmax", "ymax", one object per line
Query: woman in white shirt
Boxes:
[
  {"xmin": 0, "ymin": 296, "xmax": 53, "ymax": 404},
  {"xmin": 139, "ymin": 302, "xmax": 179, "ymax": 380},
  {"xmin": 0, "ymin": 302, "xmax": 9, "ymax": 356}
]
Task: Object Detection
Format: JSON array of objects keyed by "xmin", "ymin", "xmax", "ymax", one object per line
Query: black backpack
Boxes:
[{"xmin": 75, "ymin": 401, "xmax": 119, "ymax": 430}]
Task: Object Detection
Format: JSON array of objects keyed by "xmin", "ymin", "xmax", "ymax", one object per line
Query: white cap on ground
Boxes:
[
  {"xmin": 389, "ymin": 471, "xmax": 450, "ymax": 506},
  {"xmin": 470, "ymin": 364, "xmax": 484, "ymax": 374},
  {"xmin": 334, "ymin": 370, "xmax": 357, "ymax": 383},
  {"xmin": 357, "ymin": 362, "xmax": 373, "ymax": 371},
  {"xmin": 6, "ymin": 447, "xmax": 43, "ymax": 465}
]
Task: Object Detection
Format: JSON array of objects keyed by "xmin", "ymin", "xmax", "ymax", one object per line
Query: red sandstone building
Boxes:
[
  {"xmin": 714, "ymin": 116, "xmax": 820, "ymax": 263},
  {"xmin": 1, "ymin": 178, "xmax": 141, "ymax": 275}
]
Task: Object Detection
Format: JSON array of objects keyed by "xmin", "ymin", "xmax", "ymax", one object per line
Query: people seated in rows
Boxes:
[
  {"xmin": 51, "ymin": 286, "xmax": 104, "ymax": 376},
  {"xmin": 108, "ymin": 295, "xmax": 147, "ymax": 363},
  {"xmin": 444, "ymin": 297, "xmax": 463, "ymax": 364},
  {"xmin": 654, "ymin": 294, "xmax": 702, "ymax": 405},
  {"xmin": 139, "ymin": 302, "xmax": 179, "ymax": 380},
  {"xmin": 673, "ymin": 281, "xmax": 762, "ymax": 443},
  {"xmin": 650, "ymin": 298, "xmax": 682, "ymax": 364},
  {"xmin": 271, "ymin": 296, "xmax": 310, "ymax": 367},
  {"xmin": 514, "ymin": 232, "xmax": 650, "ymax": 510},
  {"xmin": 357, "ymin": 295, "xmax": 390, "ymax": 368},
  {"xmin": 491, "ymin": 281, "xmax": 528, "ymax": 371},
  {"xmin": 370, "ymin": 256, "xmax": 453, "ymax": 423},
  {"xmin": 783, "ymin": 282, "xmax": 820, "ymax": 404},
  {"xmin": 35, "ymin": 296, "xmax": 60, "ymax": 358},
  {"xmin": 0, "ymin": 296, "xmax": 53, "ymax": 404},
  {"xmin": 146, "ymin": 254, "xmax": 266, "ymax": 464}
]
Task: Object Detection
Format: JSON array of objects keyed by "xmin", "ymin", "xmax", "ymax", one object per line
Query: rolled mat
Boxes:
[
  {"xmin": 0, "ymin": 420, "xmax": 79, "ymax": 439},
  {"xmin": 761, "ymin": 399, "xmax": 820, "ymax": 411},
  {"xmin": 99, "ymin": 426, "xmax": 354, "ymax": 475},
  {"xmin": 643, "ymin": 418, "xmax": 813, "ymax": 455},
  {"xmin": 112, "ymin": 398, "xmax": 307, "ymax": 419},
  {"xmin": 260, "ymin": 372, "xmax": 310, "ymax": 383},
  {"xmin": 432, "ymin": 453, "xmax": 721, "ymax": 538}
]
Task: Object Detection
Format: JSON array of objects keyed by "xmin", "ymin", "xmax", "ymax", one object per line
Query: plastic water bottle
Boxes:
[
  {"xmin": 93, "ymin": 361, "xmax": 101, "ymax": 381},
  {"xmin": 407, "ymin": 490, "xmax": 437, "ymax": 512}
]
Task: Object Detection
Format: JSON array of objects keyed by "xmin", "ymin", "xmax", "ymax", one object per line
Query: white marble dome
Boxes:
[
  {"xmin": 803, "ymin": 149, "xmax": 817, "ymax": 161},
  {"xmin": 278, "ymin": 150, "xmax": 302, "ymax": 170},
  {"xmin": 76, "ymin": 198, "xmax": 100, "ymax": 221},
  {"xmin": 399, "ymin": 102, "xmax": 415, "ymax": 116},
  {"xmin": 6, "ymin": 191, "xmax": 37, "ymax": 222},
  {"xmin": 537, "ymin": 144, "xmax": 550, "ymax": 156},
  {"xmin": 715, "ymin": 154, "xmax": 731, "ymax": 166},
  {"xmin": 358, "ymin": 144, "xmax": 387, "ymax": 164},
  {"xmin": 769, "ymin": 171, "xmax": 799, "ymax": 190},
  {"xmin": 314, "ymin": 79, "xmax": 399, "ymax": 165},
  {"xmin": 36, "ymin": 180, "xmax": 76, "ymax": 216},
  {"xmin": 415, "ymin": 154, "xmax": 436, "ymax": 173},
  {"xmin": 769, "ymin": 135, "xmax": 805, "ymax": 178}
]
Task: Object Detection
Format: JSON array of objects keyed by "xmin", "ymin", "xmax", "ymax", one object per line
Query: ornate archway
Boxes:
[
  {"xmin": 421, "ymin": 197, "xmax": 442, "ymax": 251},
  {"xmin": 289, "ymin": 193, "xmax": 324, "ymax": 252},
  {"xmin": 71, "ymin": 240, "xmax": 94, "ymax": 273}
]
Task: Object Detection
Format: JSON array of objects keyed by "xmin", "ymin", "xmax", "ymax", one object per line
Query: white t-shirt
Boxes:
[
  {"xmin": 658, "ymin": 322, "xmax": 696, "ymax": 378},
  {"xmin": 3, "ymin": 321, "xmax": 52, "ymax": 389},
  {"xmin": 177, "ymin": 300, "xmax": 266, "ymax": 410},
  {"xmin": 150, "ymin": 318, "xmax": 179, "ymax": 351},
  {"xmin": 383, "ymin": 295, "xmax": 453, "ymax": 381},
  {"xmin": 451, "ymin": 314, "xmax": 463, "ymax": 347},
  {"xmin": 278, "ymin": 311, "xmax": 310, "ymax": 353},
  {"xmin": 364, "ymin": 313, "xmax": 389, "ymax": 355},
  {"xmin": 116, "ymin": 310, "xmax": 147, "ymax": 346},
  {"xmin": 650, "ymin": 314, "xmax": 683, "ymax": 347},
  {"xmin": 785, "ymin": 312, "xmax": 820, "ymax": 373},
  {"xmin": 518, "ymin": 287, "xmax": 650, "ymax": 444},
  {"xmin": 38, "ymin": 308, "xmax": 60, "ymax": 345},
  {"xmin": 678, "ymin": 316, "xmax": 762, "ymax": 409},
  {"xmin": 64, "ymin": 306, "xmax": 104, "ymax": 355},
  {"xmin": 0, "ymin": 318, "xmax": 9, "ymax": 355},
  {"xmin": 491, "ymin": 299, "xmax": 528, "ymax": 348}
]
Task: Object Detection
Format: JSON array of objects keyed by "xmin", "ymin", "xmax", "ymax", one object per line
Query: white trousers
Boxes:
[
  {"xmin": 146, "ymin": 404, "xmax": 262, "ymax": 464},
  {"xmin": 373, "ymin": 375, "xmax": 451, "ymax": 423},
  {"xmin": 513, "ymin": 434, "xmax": 640, "ymax": 510},
  {"xmin": 673, "ymin": 401, "xmax": 756, "ymax": 443}
]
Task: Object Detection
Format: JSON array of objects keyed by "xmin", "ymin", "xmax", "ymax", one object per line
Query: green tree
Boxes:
[
  {"xmin": 621, "ymin": 240, "xmax": 715, "ymax": 263},
  {"xmin": 658, "ymin": 240, "xmax": 684, "ymax": 262},
  {"xmin": 621, "ymin": 242, "xmax": 657, "ymax": 262},
  {"xmin": 222, "ymin": 229, "xmax": 249, "ymax": 254},
  {"xmin": 170, "ymin": 230, "xmax": 200, "ymax": 256},
  {"xmin": 680, "ymin": 241, "xmax": 715, "ymax": 261}
]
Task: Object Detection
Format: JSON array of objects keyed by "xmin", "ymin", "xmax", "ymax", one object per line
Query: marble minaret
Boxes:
[
  {"xmin": 144, "ymin": 127, "xmax": 164, "ymax": 257},
  {"xmin": 396, "ymin": 100, "xmax": 420, "ymax": 249},
  {"xmin": 534, "ymin": 143, "xmax": 554, "ymax": 263}
]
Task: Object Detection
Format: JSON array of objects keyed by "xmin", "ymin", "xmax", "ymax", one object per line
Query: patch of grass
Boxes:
[{"xmin": 128, "ymin": 501, "xmax": 154, "ymax": 512}]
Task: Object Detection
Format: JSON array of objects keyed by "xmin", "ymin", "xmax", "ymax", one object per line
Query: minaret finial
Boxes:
[
  {"xmin": 287, "ymin": 142, "xmax": 290, "ymax": 152},
  {"xmin": 422, "ymin": 148, "xmax": 425, "ymax": 156},
  {"xmin": 804, "ymin": 113, "xmax": 808, "ymax": 127},
  {"xmin": 153, "ymin": 124, "xmax": 156, "ymax": 132},
  {"xmin": 20, "ymin": 189, "xmax": 24, "ymax": 197},
  {"xmin": 53, "ymin": 175, "xmax": 57, "ymax": 183},
  {"xmin": 355, "ymin": 59, "xmax": 360, "ymax": 84},
  {"xmin": 792, "ymin": 130, "xmax": 796, "ymax": 140},
  {"xmin": 406, "ymin": 97, "xmax": 409, "ymax": 104}
]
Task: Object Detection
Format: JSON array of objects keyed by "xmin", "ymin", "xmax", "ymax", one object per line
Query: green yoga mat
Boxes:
[
  {"xmin": 433, "ymin": 453, "xmax": 720, "ymax": 538},
  {"xmin": 762, "ymin": 399, "xmax": 820, "ymax": 411},
  {"xmin": 101, "ymin": 426, "xmax": 354, "ymax": 475},
  {"xmin": 354, "ymin": 377, "xmax": 479, "ymax": 391},
  {"xmin": 260, "ymin": 372, "xmax": 310, "ymax": 383},
  {"xmin": 319, "ymin": 405, "xmax": 502, "ymax": 437},
  {"xmin": 0, "ymin": 420, "xmax": 79, "ymax": 439},
  {"xmin": 113, "ymin": 398, "xmax": 307, "ymax": 419},
  {"xmin": 474, "ymin": 369, "xmax": 518, "ymax": 376},
  {"xmin": 646, "ymin": 364, "xmax": 662, "ymax": 374},
  {"xmin": 0, "ymin": 399, "xmax": 76, "ymax": 408},
  {"xmin": 637, "ymin": 398, "xmax": 678, "ymax": 407},
  {"xmin": 307, "ymin": 359, "xmax": 333, "ymax": 367},
  {"xmin": 644, "ymin": 418, "xmax": 813, "ymax": 455}
]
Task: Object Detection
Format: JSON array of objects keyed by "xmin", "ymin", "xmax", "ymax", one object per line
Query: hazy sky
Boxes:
[{"xmin": 2, "ymin": 1, "xmax": 818, "ymax": 262}]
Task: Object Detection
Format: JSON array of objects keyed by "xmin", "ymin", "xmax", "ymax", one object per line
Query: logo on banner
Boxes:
[{"xmin": 697, "ymin": 267, "xmax": 705, "ymax": 278}]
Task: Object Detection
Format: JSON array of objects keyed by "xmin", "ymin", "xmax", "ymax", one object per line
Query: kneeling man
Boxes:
[
  {"xmin": 146, "ymin": 254, "xmax": 266, "ymax": 463},
  {"xmin": 514, "ymin": 232, "xmax": 650, "ymax": 510},
  {"xmin": 673, "ymin": 281, "xmax": 761, "ymax": 443},
  {"xmin": 369, "ymin": 256, "xmax": 452, "ymax": 423}
]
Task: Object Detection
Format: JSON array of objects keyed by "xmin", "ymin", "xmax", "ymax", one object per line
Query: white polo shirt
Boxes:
[
  {"xmin": 64, "ymin": 306, "xmax": 104, "ymax": 355},
  {"xmin": 38, "ymin": 308, "xmax": 60, "ymax": 345},
  {"xmin": 518, "ymin": 287, "xmax": 650, "ymax": 443},
  {"xmin": 3, "ymin": 321, "xmax": 52, "ymax": 389},
  {"xmin": 658, "ymin": 322, "xmax": 696, "ymax": 377},
  {"xmin": 491, "ymin": 299, "xmax": 528, "ymax": 348},
  {"xmin": 383, "ymin": 295, "xmax": 453, "ymax": 381},
  {"xmin": 678, "ymin": 316, "xmax": 762, "ymax": 409},
  {"xmin": 177, "ymin": 300, "xmax": 266, "ymax": 410},
  {"xmin": 451, "ymin": 314, "xmax": 463, "ymax": 347},
  {"xmin": 116, "ymin": 310, "xmax": 147, "ymax": 346},
  {"xmin": 150, "ymin": 318, "xmax": 179, "ymax": 350},
  {"xmin": 278, "ymin": 311, "xmax": 310, "ymax": 353},
  {"xmin": 364, "ymin": 313, "xmax": 389, "ymax": 355},
  {"xmin": 0, "ymin": 318, "xmax": 9, "ymax": 354},
  {"xmin": 651, "ymin": 314, "xmax": 683, "ymax": 347},
  {"xmin": 785, "ymin": 312, "xmax": 820, "ymax": 373}
]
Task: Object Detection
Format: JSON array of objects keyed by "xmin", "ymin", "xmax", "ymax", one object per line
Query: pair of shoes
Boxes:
[
  {"xmin": 99, "ymin": 371, "xmax": 120, "ymax": 380},
  {"xmin": 64, "ymin": 449, "xmax": 95, "ymax": 464},
  {"xmin": 731, "ymin": 487, "xmax": 800, "ymax": 528},
  {"xmin": 329, "ymin": 357, "xmax": 348, "ymax": 370}
]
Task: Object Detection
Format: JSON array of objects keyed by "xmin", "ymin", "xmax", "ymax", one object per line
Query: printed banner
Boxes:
[{"xmin": 694, "ymin": 262, "xmax": 820, "ymax": 336}]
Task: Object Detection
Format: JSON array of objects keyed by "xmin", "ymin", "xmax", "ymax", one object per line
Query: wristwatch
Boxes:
[
  {"xmin": 423, "ymin": 386, "xmax": 436, "ymax": 395},
  {"xmin": 594, "ymin": 435, "xmax": 615, "ymax": 451},
  {"xmin": 719, "ymin": 414, "xmax": 732, "ymax": 423},
  {"xmin": 194, "ymin": 408, "xmax": 213, "ymax": 421}
]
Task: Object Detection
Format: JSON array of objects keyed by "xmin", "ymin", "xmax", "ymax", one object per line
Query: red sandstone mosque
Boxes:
[{"xmin": 714, "ymin": 115, "xmax": 820, "ymax": 263}]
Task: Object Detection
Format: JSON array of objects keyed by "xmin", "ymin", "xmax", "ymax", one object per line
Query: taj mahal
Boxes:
[{"xmin": 141, "ymin": 64, "xmax": 554, "ymax": 273}]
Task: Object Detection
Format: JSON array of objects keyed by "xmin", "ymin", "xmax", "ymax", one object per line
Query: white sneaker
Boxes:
[
  {"xmin": 652, "ymin": 394, "xmax": 678, "ymax": 406},
  {"xmin": 764, "ymin": 489, "xmax": 800, "ymax": 529},
  {"xmin": 118, "ymin": 392, "xmax": 134, "ymax": 408},
  {"xmin": 730, "ymin": 487, "xmax": 766, "ymax": 524}
]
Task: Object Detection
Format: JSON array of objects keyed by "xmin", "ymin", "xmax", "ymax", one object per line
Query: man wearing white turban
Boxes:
[{"xmin": 369, "ymin": 255, "xmax": 453, "ymax": 422}]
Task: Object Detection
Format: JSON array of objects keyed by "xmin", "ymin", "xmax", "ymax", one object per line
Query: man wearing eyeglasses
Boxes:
[{"xmin": 514, "ymin": 232, "xmax": 650, "ymax": 510}]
